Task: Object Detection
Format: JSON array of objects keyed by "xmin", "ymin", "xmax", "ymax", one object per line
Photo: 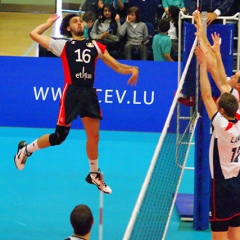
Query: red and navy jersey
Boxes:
[
  {"xmin": 210, "ymin": 112, "xmax": 240, "ymax": 180},
  {"xmin": 48, "ymin": 38, "xmax": 106, "ymax": 87}
]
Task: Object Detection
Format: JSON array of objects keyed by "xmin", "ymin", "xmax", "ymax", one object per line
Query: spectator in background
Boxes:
[
  {"xmin": 163, "ymin": 0, "xmax": 186, "ymax": 15},
  {"xmin": 90, "ymin": 4, "xmax": 121, "ymax": 53},
  {"xmin": 183, "ymin": 0, "xmax": 234, "ymax": 25},
  {"xmin": 98, "ymin": 0, "xmax": 126, "ymax": 21},
  {"xmin": 64, "ymin": 204, "xmax": 94, "ymax": 240},
  {"xmin": 167, "ymin": 5, "xmax": 180, "ymax": 60},
  {"xmin": 82, "ymin": 11, "xmax": 95, "ymax": 39},
  {"xmin": 128, "ymin": 0, "xmax": 159, "ymax": 24},
  {"xmin": 152, "ymin": 19, "xmax": 174, "ymax": 62},
  {"xmin": 119, "ymin": 6, "xmax": 149, "ymax": 60}
]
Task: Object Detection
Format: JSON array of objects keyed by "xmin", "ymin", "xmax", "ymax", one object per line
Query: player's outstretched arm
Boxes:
[
  {"xmin": 30, "ymin": 14, "xmax": 60, "ymax": 49},
  {"xmin": 208, "ymin": 32, "xmax": 231, "ymax": 94},
  {"xmin": 194, "ymin": 12, "xmax": 216, "ymax": 69},
  {"xmin": 194, "ymin": 11, "xmax": 230, "ymax": 94},
  {"xmin": 194, "ymin": 11, "xmax": 210, "ymax": 46},
  {"xmin": 101, "ymin": 50, "xmax": 139, "ymax": 86},
  {"xmin": 195, "ymin": 46, "xmax": 217, "ymax": 119}
]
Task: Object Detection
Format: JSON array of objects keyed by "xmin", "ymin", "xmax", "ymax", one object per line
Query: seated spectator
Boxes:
[
  {"xmin": 128, "ymin": 0, "xmax": 159, "ymax": 24},
  {"xmin": 163, "ymin": 0, "xmax": 186, "ymax": 15},
  {"xmin": 152, "ymin": 19, "xmax": 174, "ymax": 62},
  {"xmin": 98, "ymin": 0, "xmax": 126, "ymax": 21},
  {"xmin": 167, "ymin": 5, "xmax": 180, "ymax": 60},
  {"xmin": 90, "ymin": 4, "xmax": 121, "ymax": 53},
  {"xmin": 82, "ymin": 11, "xmax": 96, "ymax": 39},
  {"xmin": 64, "ymin": 204, "xmax": 94, "ymax": 240},
  {"xmin": 119, "ymin": 6, "xmax": 149, "ymax": 60},
  {"xmin": 183, "ymin": 0, "xmax": 234, "ymax": 25}
]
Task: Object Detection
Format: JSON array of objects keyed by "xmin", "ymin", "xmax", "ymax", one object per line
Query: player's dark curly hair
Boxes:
[{"xmin": 60, "ymin": 13, "xmax": 79, "ymax": 38}]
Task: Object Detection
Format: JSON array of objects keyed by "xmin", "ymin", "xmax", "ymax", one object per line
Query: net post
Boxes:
[{"xmin": 99, "ymin": 172, "xmax": 104, "ymax": 240}]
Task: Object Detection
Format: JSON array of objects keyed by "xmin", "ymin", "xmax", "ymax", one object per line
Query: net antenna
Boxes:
[
  {"xmin": 79, "ymin": 0, "xmax": 87, "ymax": 16},
  {"xmin": 123, "ymin": 33, "xmax": 200, "ymax": 239},
  {"xmin": 196, "ymin": 0, "xmax": 199, "ymax": 11},
  {"xmin": 99, "ymin": 172, "xmax": 104, "ymax": 240}
]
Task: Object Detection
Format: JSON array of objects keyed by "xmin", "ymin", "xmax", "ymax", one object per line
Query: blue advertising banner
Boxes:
[{"xmin": 0, "ymin": 57, "xmax": 178, "ymax": 132}]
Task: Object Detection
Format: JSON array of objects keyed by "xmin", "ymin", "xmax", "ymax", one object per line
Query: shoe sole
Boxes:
[
  {"xmin": 85, "ymin": 175, "xmax": 112, "ymax": 194},
  {"xmin": 14, "ymin": 141, "xmax": 27, "ymax": 170}
]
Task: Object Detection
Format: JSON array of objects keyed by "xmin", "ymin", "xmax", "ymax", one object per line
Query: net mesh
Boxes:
[
  {"xmin": 128, "ymin": 105, "xmax": 198, "ymax": 240},
  {"xmin": 124, "ymin": 29, "xmax": 199, "ymax": 239}
]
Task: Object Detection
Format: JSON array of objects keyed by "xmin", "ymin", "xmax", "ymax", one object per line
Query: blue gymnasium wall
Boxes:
[{"xmin": 0, "ymin": 57, "xmax": 179, "ymax": 132}]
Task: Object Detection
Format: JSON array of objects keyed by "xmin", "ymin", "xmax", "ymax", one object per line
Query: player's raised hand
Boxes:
[
  {"xmin": 194, "ymin": 11, "xmax": 205, "ymax": 40},
  {"xmin": 127, "ymin": 68, "xmax": 139, "ymax": 86},
  {"xmin": 210, "ymin": 32, "xmax": 221, "ymax": 54},
  {"xmin": 46, "ymin": 14, "xmax": 60, "ymax": 25}
]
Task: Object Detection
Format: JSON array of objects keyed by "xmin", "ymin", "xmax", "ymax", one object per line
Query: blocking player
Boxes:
[{"xmin": 195, "ymin": 45, "xmax": 240, "ymax": 240}]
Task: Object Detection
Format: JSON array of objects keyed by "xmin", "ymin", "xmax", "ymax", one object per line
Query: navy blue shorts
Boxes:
[
  {"xmin": 210, "ymin": 173, "xmax": 240, "ymax": 232},
  {"xmin": 57, "ymin": 84, "xmax": 102, "ymax": 125}
]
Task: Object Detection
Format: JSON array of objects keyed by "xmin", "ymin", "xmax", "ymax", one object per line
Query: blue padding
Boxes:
[
  {"xmin": 0, "ymin": 57, "xmax": 180, "ymax": 132},
  {"xmin": 182, "ymin": 22, "xmax": 234, "ymax": 97},
  {"xmin": 175, "ymin": 193, "xmax": 194, "ymax": 218}
]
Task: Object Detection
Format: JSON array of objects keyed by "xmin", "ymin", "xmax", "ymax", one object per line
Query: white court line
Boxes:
[
  {"xmin": 14, "ymin": 221, "xmax": 47, "ymax": 232},
  {"xmin": 23, "ymin": 42, "xmax": 37, "ymax": 56}
]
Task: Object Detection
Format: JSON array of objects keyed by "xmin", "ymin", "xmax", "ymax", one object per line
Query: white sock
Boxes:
[
  {"xmin": 89, "ymin": 159, "xmax": 98, "ymax": 173},
  {"xmin": 26, "ymin": 139, "xmax": 40, "ymax": 154}
]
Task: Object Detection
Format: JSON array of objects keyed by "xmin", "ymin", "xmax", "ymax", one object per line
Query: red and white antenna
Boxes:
[
  {"xmin": 99, "ymin": 172, "xmax": 104, "ymax": 240},
  {"xmin": 196, "ymin": 0, "xmax": 200, "ymax": 11}
]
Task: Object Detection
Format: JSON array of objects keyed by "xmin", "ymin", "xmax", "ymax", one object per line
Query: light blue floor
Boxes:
[{"xmin": 0, "ymin": 127, "xmax": 211, "ymax": 239}]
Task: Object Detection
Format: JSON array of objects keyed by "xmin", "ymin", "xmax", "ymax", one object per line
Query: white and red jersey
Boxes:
[
  {"xmin": 48, "ymin": 38, "xmax": 106, "ymax": 87},
  {"xmin": 209, "ymin": 112, "xmax": 240, "ymax": 179},
  {"xmin": 230, "ymin": 87, "xmax": 240, "ymax": 109}
]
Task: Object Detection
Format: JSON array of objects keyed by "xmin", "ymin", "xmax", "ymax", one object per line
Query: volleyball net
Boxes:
[
  {"xmin": 123, "ymin": 13, "xmax": 237, "ymax": 240},
  {"xmin": 123, "ymin": 31, "xmax": 199, "ymax": 240}
]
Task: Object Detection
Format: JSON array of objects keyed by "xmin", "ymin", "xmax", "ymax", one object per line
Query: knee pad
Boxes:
[{"xmin": 49, "ymin": 125, "xmax": 70, "ymax": 146}]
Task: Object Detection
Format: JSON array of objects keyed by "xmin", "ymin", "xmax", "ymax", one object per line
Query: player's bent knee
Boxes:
[{"xmin": 49, "ymin": 125, "xmax": 70, "ymax": 146}]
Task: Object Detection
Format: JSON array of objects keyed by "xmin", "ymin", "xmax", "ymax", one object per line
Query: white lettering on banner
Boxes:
[
  {"xmin": 105, "ymin": 89, "xmax": 113, "ymax": 103},
  {"xmin": 116, "ymin": 90, "xmax": 127, "ymax": 103},
  {"xmin": 51, "ymin": 87, "xmax": 62, "ymax": 101},
  {"xmin": 97, "ymin": 89, "xmax": 155, "ymax": 105},
  {"xmin": 144, "ymin": 91, "xmax": 154, "ymax": 105},
  {"xmin": 33, "ymin": 87, "xmax": 49, "ymax": 100},
  {"xmin": 33, "ymin": 87, "xmax": 62, "ymax": 101},
  {"xmin": 133, "ymin": 91, "xmax": 141, "ymax": 104},
  {"xmin": 33, "ymin": 87, "xmax": 155, "ymax": 105}
]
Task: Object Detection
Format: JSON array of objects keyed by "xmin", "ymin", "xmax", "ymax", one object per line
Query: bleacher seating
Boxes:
[{"xmin": 128, "ymin": 0, "xmax": 159, "ymax": 26}]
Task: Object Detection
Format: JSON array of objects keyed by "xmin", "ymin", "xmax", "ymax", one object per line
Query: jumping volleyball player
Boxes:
[
  {"xmin": 14, "ymin": 14, "xmax": 139, "ymax": 194},
  {"xmin": 194, "ymin": 11, "xmax": 240, "ymax": 239}
]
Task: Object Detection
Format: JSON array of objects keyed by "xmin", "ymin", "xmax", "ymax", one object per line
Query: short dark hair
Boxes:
[
  {"xmin": 168, "ymin": 5, "xmax": 180, "ymax": 20},
  {"xmin": 158, "ymin": 19, "xmax": 170, "ymax": 32},
  {"xmin": 127, "ymin": 6, "xmax": 141, "ymax": 23},
  {"xmin": 70, "ymin": 204, "xmax": 94, "ymax": 236},
  {"xmin": 60, "ymin": 13, "xmax": 79, "ymax": 38},
  {"xmin": 82, "ymin": 11, "xmax": 95, "ymax": 23},
  {"xmin": 218, "ymin": 92, "xmax": 238, "ymax": 118}
]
